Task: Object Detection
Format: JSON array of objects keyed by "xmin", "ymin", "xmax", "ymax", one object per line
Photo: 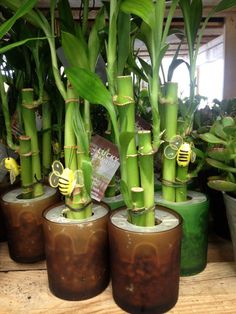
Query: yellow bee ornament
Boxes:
[
  {"xmin": 1, "ymin": 157, "xmax": 20, "ymax": 184},
  {"xmin": 49, "ymin": 160, "xmax": 79, "ymax": 196},
  {"xmin": 177, "ymin": 143, "xmax": 191, "ymax": 167}
]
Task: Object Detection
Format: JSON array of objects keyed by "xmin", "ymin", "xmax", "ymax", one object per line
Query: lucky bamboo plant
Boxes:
[
  {"xmin": 1, "ymin": 0, "xmax": 108, "ymax": 219},
  {"xmin": 158, "ymin": 0, "xmax": 236, "ymax": 202},
  {"xmin": 64, "ymin": 0, "xmax": 181, "ymax": 226},
  {"xmin": 0, "ymin": 0, "xmax": 54, "ymax": 198}
]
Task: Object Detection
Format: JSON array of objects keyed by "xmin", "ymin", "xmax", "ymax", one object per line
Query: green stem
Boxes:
[
  {"xmin": 0, "ymin": 71, "xmax": 18, "ymax": 151},
  {"xmin": 116, "ymin": 76, "xmax": 140, "ymax": 191},
  {"xmin": 105, "ymin": 176, "xmax": 116, "ymax": 197},
  {"xmin": 21, "ymin": 88, "xmax": 44, "ymax": 197},
  {"xmin": 106, "ymin": 0, "xmax": 120, "ymax": 96},
  {"xmin": 84, "ymin": 99, "xmax": 92, "ymax": 141},
  {"xmin": 19, "ymin": 135, "xmax": 33, "ymax": 199},
  {"xmin": 176, "ymin": 166, "xmax": 188, "ymax": 202},
  {"xmin": 131, "ymin": 187, "xmax": 144, "ymax": 210},
  {"xmin": 42, "ymin": 92, "xmax": 52, "ymax": 176},
  {"xmin": 138, "ymin": 130, "xmax": 155, "ymax": 226},
  {"xmin": 161, "ymin": 82, "xmax": 178, "ymax": 202},
  {"xmin": 82, "ymin": 0, "xmax": 89, "ymax": 35}
]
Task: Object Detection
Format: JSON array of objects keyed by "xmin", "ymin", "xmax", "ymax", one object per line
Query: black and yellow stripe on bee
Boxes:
[{"xmin": 177, "ymin": 143, "xmax": 191, "ymax": 167}]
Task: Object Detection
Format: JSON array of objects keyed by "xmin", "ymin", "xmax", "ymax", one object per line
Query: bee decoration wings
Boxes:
[{"xmin": 49, "ymin": 160, "xmax": 82, "ymax": 196}]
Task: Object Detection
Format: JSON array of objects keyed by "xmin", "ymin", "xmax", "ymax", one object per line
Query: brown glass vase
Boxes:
[
  {"xmin": 109, "ymin": 206, "xmax": 182, "ymax": 314},
  {"xmin": 42, "ymin": 202, "xmax": 110, "ymax": 301},
  {"xmin": 0, "ymin": 186, "xmax": 59, "ymax": 262},
  {"xmin": 0, "ymin": 179, "xmax": 20, "ymax": 242}
]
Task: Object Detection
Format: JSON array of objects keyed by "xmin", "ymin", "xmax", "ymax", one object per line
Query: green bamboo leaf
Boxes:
[
  {"xmin": 167, "ymin": 59, "xmax": 190, "ymax": 82},
  {"xmin": 72, "ymin": 103, "xmax": 92, "ymax": 195},
  {"xmin": 190, "ymin": 0, "xmax": 203, "ymax": 43},
  {"xmin": 199, "ymin": 133, "xmax": 227, "ymax": 145},
  {"xmin": 214, "ymin": 0, "xmax": 236, "ymax": 13},
  {"xmin": 120, "ymin": 179, "xmax": 132, "ymax": 208},
  {"xmin": 138, "ymin": 57, "xmax": 152, "ymax": 78},
  {"xmin": 120, "ymin": 0, "xmax": 155, "ymax": 29},
  {"xmin": 206, "ymin": 158, "xmax": 236, "ymax": 173},
  {"xmin": 159, "ymin": 44, "xmax": 169, "ymax": 65},
  {"xmin": 0, "ymin": 36, "xmax": 47, "ymax": 54},
  {"xmin": 58, "ymin": 0, "xmax": 75, "ymax": 34},
  {"xmin": 72, "ymin": 105, "xmax": 89, "ymax": 156},
  {"xmin": 208, "ymin": 179, "xmax": 236, "ymax": 192},
  {"xmin": 0, "ymin": 0, "xmax": 38, "ymax": 39},
  {"xmin": 61, "ymin": 31, "xmax": 89, "ymax": 69},
  {"xmin": 117, "ymin": 11, "xmax": 130, "ymax": 75},
  {"xmin": 82, "ymin": 157, "xmax": 92, "ymax": 196},
  {"xmin": 88, "ymin": 7, "xmax": 105, "ymax": 71},
  {"xmin": 127, "ymin": 55, "xmax": 148, "ymax": 82},
  {"xmin": 179, "ymin": 0, "xmax": 193, "ymax": 49},
  {"xmin": 207, "ymin": 148, "xmax": 231, "ymax": 161},
  {"xmin": 65, "ymin": 66, "xmax": 119, "ymax": 145},
  {"xmin": 139, "ymin": 22, "xmax": 152, "ymax": 56},
  {"xmin": 65, "ymin": 66, "xmax": 111, "ymax": 106}
]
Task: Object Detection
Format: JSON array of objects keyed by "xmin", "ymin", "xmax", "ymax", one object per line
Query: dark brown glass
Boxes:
[
  {"xmin": 0, "ymin": 180, "xmax": 19, "ymax": 242},
  {"xmin": 109, "ymin": 206, "xmax": 182, "ymax": 314},
  {"xmin": 1, "ymin": 187, "xmax": 59, "ymax": 262},
  {"xmin": 42, "ymin": 203, "xmax": 110, "ymax": 301}
]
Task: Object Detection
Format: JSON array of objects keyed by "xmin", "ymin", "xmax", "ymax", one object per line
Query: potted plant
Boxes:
[
  {"xmin": 1, "ymin": 0, "xmax": 113, "ymax": 300},
  {"xmin": 152, "ymin": 0, "xmax": 236, "ymax": 276},
  {"xmin": 199, "ymin": 115, "xmax": 236, "ymax": 260},
  {"xmin": 0, "ymin": 0, "xmax": 59, "ymax": 262},
  {"xmin": 65, "ymin": 1, "xmax": 183, "ymax": 313}
]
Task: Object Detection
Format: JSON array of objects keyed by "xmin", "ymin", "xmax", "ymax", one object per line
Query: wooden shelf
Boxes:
[{"xmin": 0, "ymin": 235, "xmax": 235, "ymax": 313}]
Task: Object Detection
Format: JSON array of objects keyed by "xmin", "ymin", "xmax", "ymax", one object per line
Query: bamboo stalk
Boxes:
[
  {"xmin": 138, "ymin": 130, "xmax": 155, "ymax": 227},
  {"xmin": 129, "ymin": 187, "xmax": 146, "ymax": 226},
  {"xmin": 131, "ymin": 187, "xmax": 144, "ymax": 210},
  {"xmin": 116, "ymin": 76, "xmax": 140, "ymax": 191},
  {"xmin": 161, "ymin": 82, "xmax": 178, "ymax": 202},
  {"xmin": 19, "ymin": 135, "xmax": 33, "ymax": 199},
  {"xmin": 42, "ymin": 91, "xmax": 52, "ymax": 176},
  {"xmin": 176, "ymin": 166, "xmax": 188, "ymax": 202},
  {"xmin": 21, "ymin": 88, "xmax": 44, "ymax": 197},
  {"xmin": 0, "ymin": 71, "xmax": 18, "ymax": 151}
]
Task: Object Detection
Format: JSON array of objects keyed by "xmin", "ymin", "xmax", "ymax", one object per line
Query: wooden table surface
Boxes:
[{"xmin": 0, "ymin": 234, "xmax": 235, "ymax": 314}]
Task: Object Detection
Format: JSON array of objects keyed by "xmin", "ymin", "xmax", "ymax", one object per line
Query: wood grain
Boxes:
[{"xmin": 0, "ymin": 236, "xmax": 235, "ymax": 314}]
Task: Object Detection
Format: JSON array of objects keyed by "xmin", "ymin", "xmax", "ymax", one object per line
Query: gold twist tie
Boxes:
[
  {"xmin": 20, "ymin": 152, "xmax": 32, "ymax": 157},
  {"xmin": 113, "ymin": 95, "xmax": 134, "ymax": 106},
  {"xmin": 65, "ymin": 98, "xmax": 79, "ymax": 104}
]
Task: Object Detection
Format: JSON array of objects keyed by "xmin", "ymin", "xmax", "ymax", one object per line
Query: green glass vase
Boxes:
[{"xmin": 155, "ymin": 191, "xmax": 209, "ymax": 276}]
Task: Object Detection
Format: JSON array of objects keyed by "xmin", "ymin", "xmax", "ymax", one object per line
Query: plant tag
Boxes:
[{"xmin": 90, "ymin": 135, "xmax": 120, "ymax": 201}]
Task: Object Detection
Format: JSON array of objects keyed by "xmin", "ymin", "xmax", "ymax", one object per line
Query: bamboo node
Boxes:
[
  {"xmin": 20, "ymin": 151, "xmax": 32, "ymax": 157},
  {"xmin": 138, "ymin": 150, "xmax": 155, "ymax": 156},
  {"xmin": 113, "ymin": 95, "xmax": 134, "ymax": 106},
  {"xmin": 126, "ymin": 153, "xmax": 138, "ymax": 158},
  {"xmin": 65, "ymin": 98, "xmax": 79, "ymax": 104},
  {"xmin": 21, "ymin": 103, "xmax": 37, "ymax": 109},
  {"xmin": 64, "ymin": 145, "xmax": 79, "ymax": 149},
  {"xmin": 65, "ymin": 200, "xmax": 92, "ymax": 212},
  {"xmin": 161, "ymin": 178, "xmax": 189, "ymax": 187},
  {"xmin": 31, "ymin": 151, "xmax": 40, "ymax": 156}
]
